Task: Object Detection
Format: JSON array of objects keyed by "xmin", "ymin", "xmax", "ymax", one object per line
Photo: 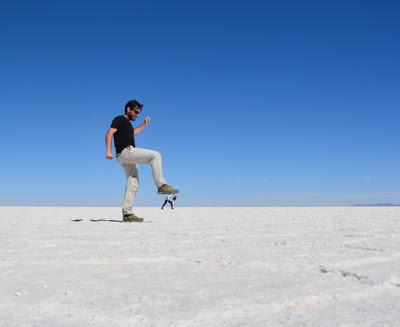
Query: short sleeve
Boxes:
[{"xmin": 110, "ymin": 116, "xmax": 121, "ymax": 129}]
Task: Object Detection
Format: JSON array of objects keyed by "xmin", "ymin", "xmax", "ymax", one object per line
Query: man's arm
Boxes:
[
  {"xmin": 134, "ymin": 117, "xmax": 151, "ymax": 136},
  {"xmin": 105, "ymin": 128, "xmax": 117, "ymax": 160}
]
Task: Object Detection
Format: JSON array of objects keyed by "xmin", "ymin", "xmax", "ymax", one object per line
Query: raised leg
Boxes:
[{"xmin": 118, "ymin": 147, "xmax": 167, "ymax": 188}]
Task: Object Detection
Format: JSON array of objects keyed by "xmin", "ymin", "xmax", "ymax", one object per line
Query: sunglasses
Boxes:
[{"xmin": 131, "ymin": 108, "xmax": 142, "ymax": 114}]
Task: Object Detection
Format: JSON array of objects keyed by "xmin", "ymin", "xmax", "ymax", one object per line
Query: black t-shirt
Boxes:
[{"xmin": 110, "ymin": 115, "xmax": 135, "ymax": 155}]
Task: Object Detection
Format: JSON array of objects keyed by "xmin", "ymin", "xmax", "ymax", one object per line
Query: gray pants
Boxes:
[{"xmin": 117, "ymin": 146, "xmax": 167, "ymax": 215}]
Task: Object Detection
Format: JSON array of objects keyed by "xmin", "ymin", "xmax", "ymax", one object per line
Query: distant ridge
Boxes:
[{"xmin": 353, "ymin": 203, "xmax": 400, "ymax": 207}]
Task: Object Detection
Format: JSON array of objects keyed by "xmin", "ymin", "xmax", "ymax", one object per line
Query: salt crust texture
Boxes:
[{"xmin": 1, "ymin": 206, "xmax": 399, "ymax": 326}]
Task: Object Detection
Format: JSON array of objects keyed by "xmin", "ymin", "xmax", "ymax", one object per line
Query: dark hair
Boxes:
[{"xmin": 125, "ymin": 100, "xmax": 143, "ymax": 113}]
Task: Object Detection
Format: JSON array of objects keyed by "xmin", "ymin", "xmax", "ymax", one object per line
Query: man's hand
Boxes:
[
  {"xmin": 134, "ymin": 117, "xmax": 151, "ymax": 136},
  {"xmin": 106, "ymin": 151, "xmax": 113, "ymax": 160}
]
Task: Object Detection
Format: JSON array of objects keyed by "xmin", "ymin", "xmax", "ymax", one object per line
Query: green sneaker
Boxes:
[
  {"xmin": 123, "ymin": 213, "xmax": 144, "ymax": 222},
  {"xmin": 157, "ymin": 184, "xmax": 179, "ymax": 194}
]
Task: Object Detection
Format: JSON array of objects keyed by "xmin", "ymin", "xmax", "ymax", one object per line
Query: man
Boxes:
[
  {"xmin": 105, "ymin": 100, "xmax": 179, "ymax": 222},
  {"xmin": 161, "ymin": 194, "xmax": 177, "ymax": 210}
]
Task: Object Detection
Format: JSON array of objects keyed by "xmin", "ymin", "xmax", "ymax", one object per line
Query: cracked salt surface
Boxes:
[{"xmin": 1, "ymin": 206, "xmax": 400, "ymax": 326}]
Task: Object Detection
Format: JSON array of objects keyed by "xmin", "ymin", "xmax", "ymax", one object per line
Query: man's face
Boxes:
[{"xmin": 127, "ymin": 106, "xmax": 141, "ymax": 121}]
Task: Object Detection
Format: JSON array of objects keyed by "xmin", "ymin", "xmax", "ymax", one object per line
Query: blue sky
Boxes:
[{"xmin": 0, "ymin": 0, "xmax": 399, "ymax": 206}]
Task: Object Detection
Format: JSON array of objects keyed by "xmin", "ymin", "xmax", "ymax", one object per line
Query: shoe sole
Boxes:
[{"xmin": 157, "ymin": 190, "xmax": 179, "ymax": 194}]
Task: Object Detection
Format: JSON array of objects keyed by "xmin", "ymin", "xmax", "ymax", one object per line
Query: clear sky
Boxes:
[{"xmin": 1, "ymin": 1, "xmax": 399, "ymax": 206}]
